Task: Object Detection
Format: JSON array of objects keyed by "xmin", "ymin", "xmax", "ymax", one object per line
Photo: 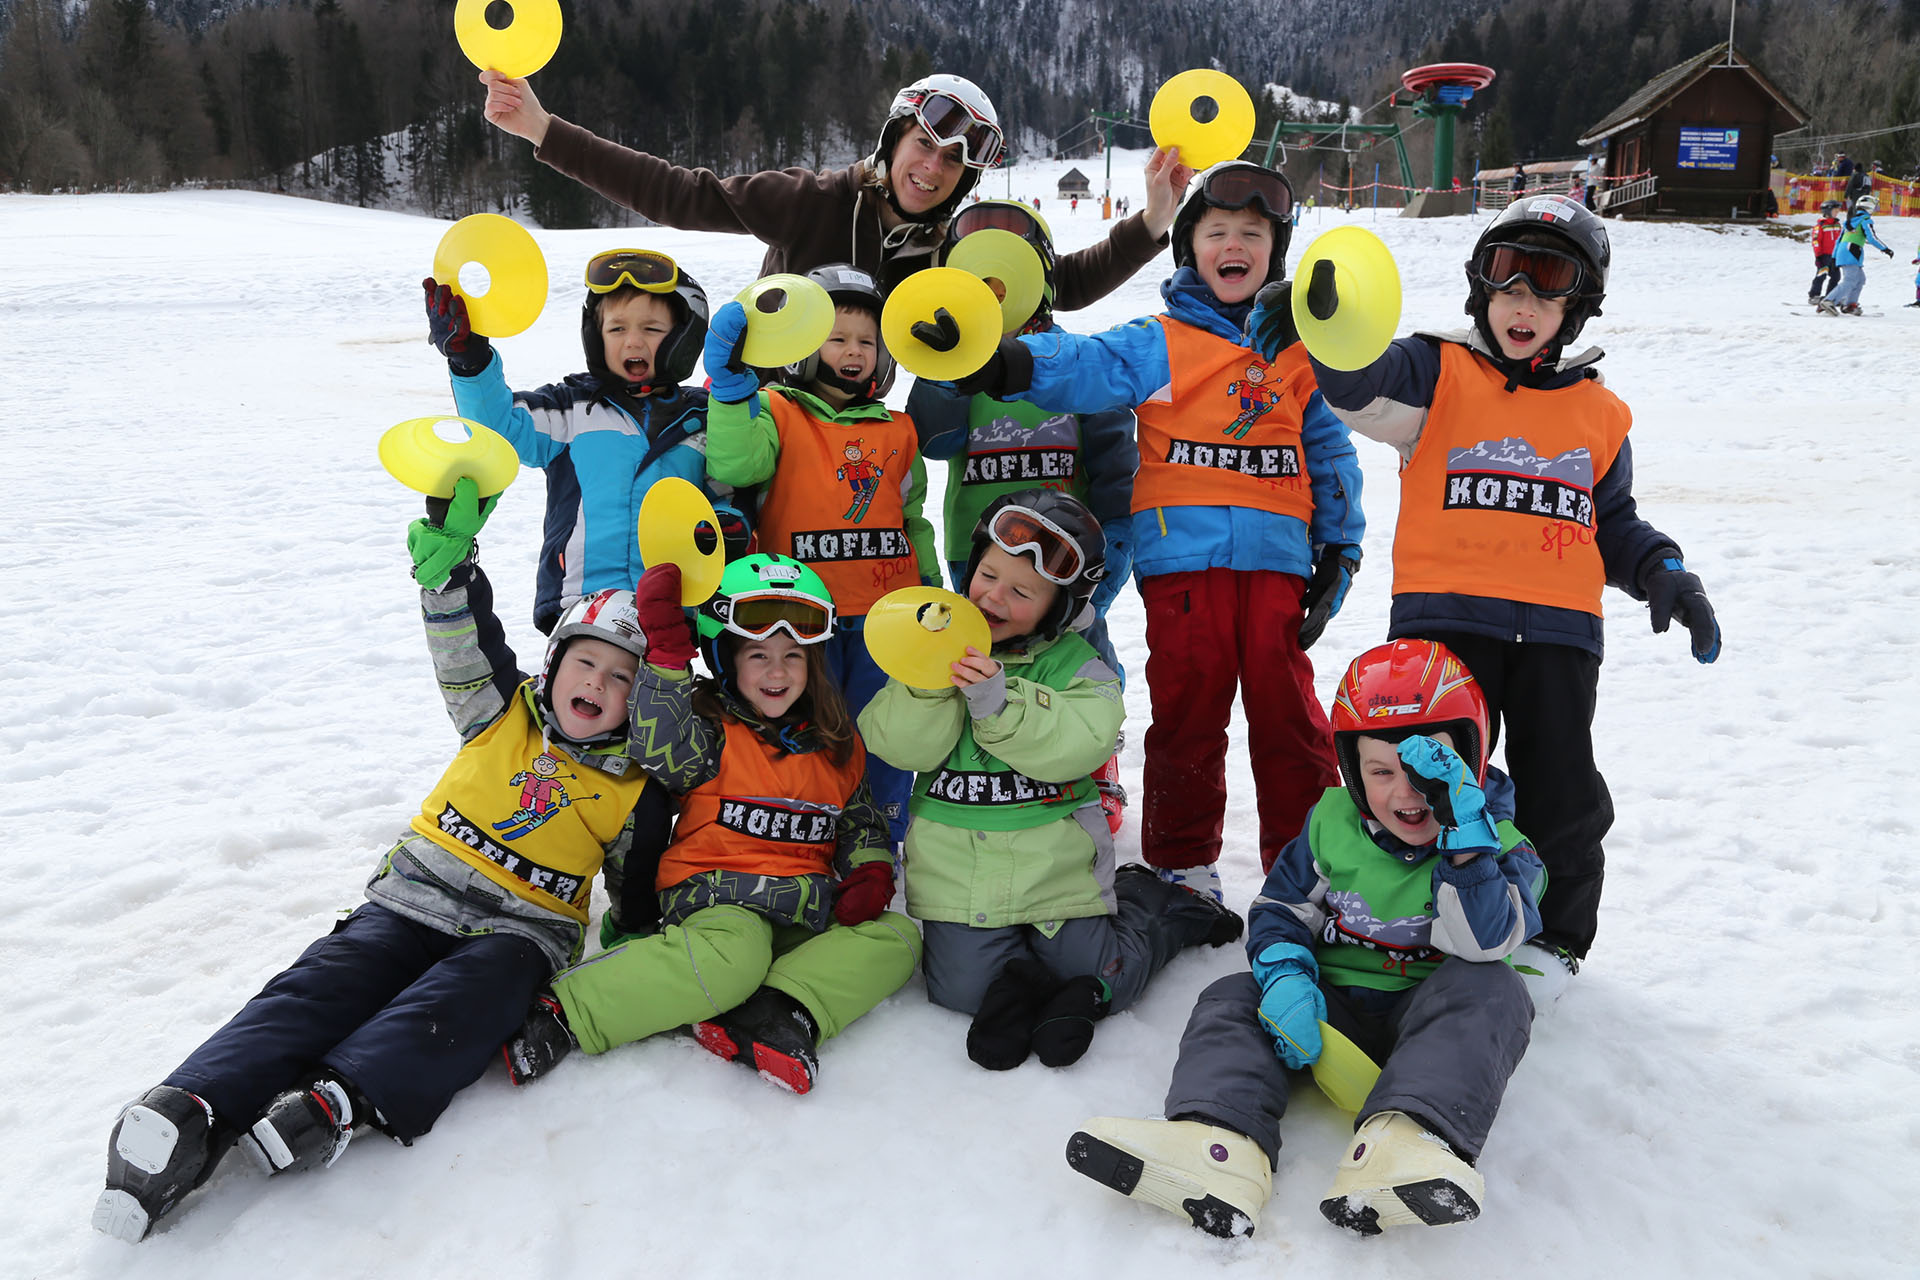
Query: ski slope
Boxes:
[{"xmin": 4, "ymin": 148, "xmax": 1918, "ymax": 1278}]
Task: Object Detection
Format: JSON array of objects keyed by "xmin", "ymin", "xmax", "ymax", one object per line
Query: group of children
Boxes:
[
  {"xmin": 1807, "ymin": 196, "xmax": 1905, "ymax": 314},
  {"xmin": 95, "ymin": 111, "xmax": 1722, "ymax": 1247}
]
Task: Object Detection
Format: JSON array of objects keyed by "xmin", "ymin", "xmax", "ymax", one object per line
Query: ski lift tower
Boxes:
[{"xmin": 1397, "ymin": 63, "xmax": 1495, "ymax": 217}]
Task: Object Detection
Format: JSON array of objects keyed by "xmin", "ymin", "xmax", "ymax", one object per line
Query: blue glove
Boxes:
[
  {"xmin": 1297, "ymin": 545, "xmax": 1359, "ymax": 650},
  {"xmin": 1251, "ymin": 942, "xmax": 1325, "ymax": 1068},
  {"xmin": 1396, "ymin": 735, "xmax": 1500, "ymax": 856},
  {"xmin": 1245, "ymin": 279, "xmax": 1301, "ymax": 361},
  {"xmin": 703, "ymin": 301, "xmax": 760, "ymax": 405},
  {"xmin": 1641, "ymin": 555, "xmax": 1721, "ymax": 663}
]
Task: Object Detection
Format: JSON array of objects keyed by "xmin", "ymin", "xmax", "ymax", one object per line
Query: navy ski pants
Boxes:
[{"xmin": 165, "ymin": 903, "xmax": 546, "ymax": 1142}]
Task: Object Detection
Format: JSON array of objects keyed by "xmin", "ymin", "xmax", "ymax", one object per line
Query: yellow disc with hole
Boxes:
[
  {"xmin": 734, "ymin": 274, "xmax": 836, "ymax": 369},
  {"xmin": 1311, "ymin": 1021, "xmax": 1383, "ymax": 1114},
  {"xmin": 431, "ymin": 213, "xmax": 548, "ymax": 339},
  {"xmin": 454, "ymin": 0, "xmax": 563, "ymax": 79},
  {"xmin": 1149, "ymin": 69, "xmax": 1256, "ymax": 169},
  {"xmin": 379, "ymin": 416, "xmax": 520, "ymax": 498},
  {"xmin": 945, "ymin": 230, "xmax": 1047, "ymax": 335},
  {"xmin": 880, "ymin": 268, "xmax": 1003, "ymax": 381},
  {"xmin": 636, "ymin": 477, "xmax": 725, "ymax": 605},
  {"xmin": 864, "ymin": 586, "xmax": 993, "ymax": 689},
  {"xmin": 1291, "ymin": 225, "xmax": 1403, "ymax": 371}
]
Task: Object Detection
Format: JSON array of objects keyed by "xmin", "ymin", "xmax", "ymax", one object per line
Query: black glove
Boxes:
[
  {"xmin": 1246, "ymin": 280, "xmax": 1301, "ymax": 360},
  {"xmin": 1641, "ymin": 554, "xmax": 1721, "ymax": 663},
  {"xmin": 1884, "ymin": 248, "xmax": 1896, "ymax": 258},
  {"xmin": 424, "ymin": 278, "xmax": 492, "ymax": 377},
  {"xmin": 1297, "ymin": 546, "xmax": 1360, "ymax": 650},
  {"xmin": 1303, "ymin": 257, "xmax": 1339, "ymax": 321},
  {"xmin": 910, "ymin": 307, "xmax": 962, "ymax": 353},
  {"xmin": 950, "ymin": 335, "xmax": 1035, "ymax": 401}
]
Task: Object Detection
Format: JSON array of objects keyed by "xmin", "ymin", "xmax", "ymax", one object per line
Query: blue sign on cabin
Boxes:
[{"xmin": 1676, "ymin": 127, "xmax": 1741, "ymax": 171}]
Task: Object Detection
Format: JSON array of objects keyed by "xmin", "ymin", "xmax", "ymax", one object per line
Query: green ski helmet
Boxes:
[{"xmin": 697, "ymin": 553, "xmax": 837, "ymax": 677}]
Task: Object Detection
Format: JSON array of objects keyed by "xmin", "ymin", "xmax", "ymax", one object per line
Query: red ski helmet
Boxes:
[{"xmin": 1330, "ymin": 639, "xmax": 1489, "ymax": 819}]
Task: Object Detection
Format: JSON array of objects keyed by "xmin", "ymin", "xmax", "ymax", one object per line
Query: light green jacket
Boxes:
[{"xmin": 859, "ymin": 632, "xmax": 1124, "ymax": 928}]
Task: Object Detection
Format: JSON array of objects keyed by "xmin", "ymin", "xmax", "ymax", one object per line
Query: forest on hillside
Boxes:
[{"xmin": 0, "ymin": 0, "xmax": 1914, "ymax": 221}]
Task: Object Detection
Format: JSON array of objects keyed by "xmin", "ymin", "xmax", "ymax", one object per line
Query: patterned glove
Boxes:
[
  {"xmin": 1251, "ymin": 942, "xmax": 1325, "ymax": 1068},
  {"xmin": 406, "ymin": 477, "xmax": 497, "ymax": 588},
  {"xmin": 1397, "ymin": 735, "xmax": 1499, "ymax": 856},
  {"xmin": 423, "ymin": 278, "xmax": 492, "ymax": 377},
  {"xmin": 1246, "ymin": 279, "xmax": 1301, "ymax": 360}
]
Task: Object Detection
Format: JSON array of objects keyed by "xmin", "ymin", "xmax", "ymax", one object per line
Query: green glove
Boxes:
[{"xmin": 407, "ymin": 476, "xmax": 498, "ymax": 588}]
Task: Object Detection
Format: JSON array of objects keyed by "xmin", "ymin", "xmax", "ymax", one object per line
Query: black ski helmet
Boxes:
[
  {"xmin": 871, "ymin": 74, "xmax": 1004, "ymax": 225},
  {"xmin": 580, "ymin": 253, "xmax": 710, "ymax": 391},
  {"xmin": 1171, "ymin": 161, "xmax": 1296, "ymax": 288},
  {"xmin": 962, "ymin": 490, "xmax": 1108, "ymax": 644},
  {"xmin": 942, "ymin": 199, "xmax": 1059, "ymax": 331},
  {"xmin": 1464, "ymin": 194, "xmax": 1610, "ymax": 358},
  {"xmin": 782, "ymin": 263, "xmax": 897, "ymax": 401}
]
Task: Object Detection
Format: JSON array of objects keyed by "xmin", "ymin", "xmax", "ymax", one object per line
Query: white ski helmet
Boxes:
[
  {"xmin": 1856, "ymin": 194, "xmax": 1879, "ymax": 213},
  {"xmin": 873, "ymin": 73, "xmax": 1004, "ymax": 221},
  {"xmin": 536, "ymin": 588, "xmax": 647, "ymax": 741}
]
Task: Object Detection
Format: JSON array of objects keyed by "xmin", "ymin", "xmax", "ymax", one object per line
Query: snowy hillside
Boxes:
[{"xmin": 5, "ymin": 148, "xmax": 1918, "ymax": 1278}]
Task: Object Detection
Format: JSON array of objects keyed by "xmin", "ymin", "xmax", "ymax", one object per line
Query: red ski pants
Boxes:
[{"xmin": 1139, "ymin": 568, "xmax": 1337, "ymax": 874}]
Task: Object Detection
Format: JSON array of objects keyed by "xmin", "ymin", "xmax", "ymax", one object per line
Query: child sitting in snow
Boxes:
[
  {"xmin": 1248, "ymin": 193, "xmax": 1718, "ymax": 993},
  {"xmin": 1066, "ymin": 639, "xmax": 1544, "ymax": 1239},
  {"xmin": 859, "ymin": 490, "xmax": 1242, "ymax": 1071},
  {"xmin": 700, "ymin": 264, "xmax": 940, "ymax": 846},
  {"xmin": 94, "ymin": 484, "xmax": 661, "ymax": 1242},
  {"xmin": 425, "ymin": 246, "xmax": 742, "ymax": 634},
  {"xmin": 500, "ymin": 554, "xmax": 920, "ymax": 1096}
]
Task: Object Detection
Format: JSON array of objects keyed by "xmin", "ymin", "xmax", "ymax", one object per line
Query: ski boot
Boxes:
[
  {"xmin": 93, "ymin": 1085, "xmax": 229, "ymax": 1242},
  {"xmin": 242, "ymin": 1076, "xmax": 357, "ymax": 1174},
  {"xmin": 1319, "ymin": 1111, "xmax": 1484, "ymax": 1235},
  {"xmin": 504, "ymin": 992, "xmax": 577, "ymax": 1085},
  {"xmin": 693, "ymin": 987, "xmax": 820, "ymax": 1094},
  {"xmin": 1119, "ymin": 863, "xmax": 1241, "ymax": 946},
  {"xmin": 1841, "ymin": 303, "xmax": 1863, "ymax": 315},
  {"xmin": 1511, "ymin": 940, "xmax": 1579, "ymax": 1008},
  {"xmin": 1066, "ymin": 1117, "xmax": 1272, "ymax": 1238},
  {"xmin": 1814, "ymin": 298, "xmax": 1840, "ymax": 315},
  {"xmin": 1151, "ymin": 861, "xmax": 1223, "ymax": 905},
  {"xmin": 1092, "ymin": 754, "xmax": 1127, "ymax": 835}
]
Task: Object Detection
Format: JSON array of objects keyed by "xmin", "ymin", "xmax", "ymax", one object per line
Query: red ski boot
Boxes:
[{"xmin": 1093, "ymin": 753, "xmax": 1126, "ymax": 834}]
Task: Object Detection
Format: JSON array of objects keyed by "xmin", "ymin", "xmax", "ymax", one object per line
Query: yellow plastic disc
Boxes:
[
  {"xmin": 1291, "ymin": 225, "xmax": 1403, "ymax": 372},
  {"xmin": 864, "ymin": 587, "xmax": 993, "ymax": 690},
  {"xmin": 1311, "ymin": 1022, "xmax": 1383, "ymax": 1114},
  {"xmin": 636, "ymin": 477, "xmax": 725, "ymax": 606},
  {"xmin": 378, "ymin": 415, "xmax": 521, "ymax": 499},
  {"xmin": 880, "ymin": 268, "xmax": 1003, "ymax": 381},
  {"xmin": 453, "ymin": 0, "xmax": 562, "ymax": 79},
  {"xmin": 432, "ymin": 213, "xmax": 548, "ymax": 339},
  {"xmin": 1149, "ymin": 69, "xmax": 1256, "ymax": 170},
  {"xmin": 945, "ymin": 229, "xmax": 1047, "ymax": 335},
  {"xmin": 734, "ymin": 274, "xmax": 836, "ymax": 369}
]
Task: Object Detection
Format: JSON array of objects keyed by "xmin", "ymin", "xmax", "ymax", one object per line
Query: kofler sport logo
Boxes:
[{"xmin": 1443, "ymin": 436, "xmax": 1595, "ymax": 529}]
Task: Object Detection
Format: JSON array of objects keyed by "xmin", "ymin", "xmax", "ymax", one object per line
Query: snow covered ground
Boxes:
[{"xmin": 5, "ymin": 147, "xmax": 1918, "ymax": 1278}]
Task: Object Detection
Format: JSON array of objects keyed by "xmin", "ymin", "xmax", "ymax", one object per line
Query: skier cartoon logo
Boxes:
[
  {"xmin": 1223, "ymin": 361, "xmax": 1282, "ymax": 440},
  {"xmin": 491, "ymin": 753, "xmax": 600, "ymax": 841},
  {"xmin": 835, "ymin": 439, "xmax": 899, "ymax": 523}
]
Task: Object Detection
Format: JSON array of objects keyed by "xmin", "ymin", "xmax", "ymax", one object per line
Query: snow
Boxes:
[{"xmin": 6, "ymin": 145, "xmax": 1920, "ymax": 1278}]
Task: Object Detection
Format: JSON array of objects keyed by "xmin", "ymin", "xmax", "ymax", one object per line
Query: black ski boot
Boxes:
[
  {"xmin": 93, "ymin": 1084, "xmax": 233, "ymax": 1242},
  {"xmin": 242, "ymin": 1076, "xmax": 357, "ymax": 1174},
  {"xmin": 504, "ymin": 992, "xmax": 577, "ymax": 1085},
  {"xmin": 694, "ymin": 987, "xmax": 820, "ymax": 1094},
  {"xmin": 1117, "ymin": 861, "xmax": 1243, "ymax": 947},
  {"xmin": 966, "ymin": 957, "xmax": 1062, "ymax": 1071},
  {"xmin": 1031, "ymin": 975, "xmax": 1110, "ymax": 1068}
]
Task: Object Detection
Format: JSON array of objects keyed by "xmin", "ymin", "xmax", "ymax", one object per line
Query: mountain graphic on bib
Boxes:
[
  {"xmin": 971, "ymin": 411, "xmax": 1077, "ymax": 448},
  {"xmin": 1446, "ymin": 437, "xmax": 1593, "ymax": 487}
]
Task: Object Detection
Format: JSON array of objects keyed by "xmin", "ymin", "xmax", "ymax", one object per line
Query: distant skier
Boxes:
[
  {"xmin": 1822, "ymin": 194, "xmax": 1894, "ymax": 315},
  {"xmin": 1808, "ymin": 202, "xmax": 1842, "ymax": 304}
]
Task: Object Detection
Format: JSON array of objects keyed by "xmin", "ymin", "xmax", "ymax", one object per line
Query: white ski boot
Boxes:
[
  {"xmin": 1511, "ymin": 940, "xmax": 1578, "ymax": 1007},
  {"xmin": 1066, "ymin": 1117, "xmax": 1271, "ymax": 1237},
  {"xmin": 1320, "ymin": 1110, "xmax": 1484, "ymax": 1234}
]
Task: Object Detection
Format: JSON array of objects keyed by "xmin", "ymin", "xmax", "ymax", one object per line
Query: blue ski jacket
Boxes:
[
  {"xmin": 1011, "ymin": 269, "xmax": 1364, "ymax": 582},
  {"xmin": 452, "ymin": 351, "xmax": 732, "ymax": 633},
  {"xmin": 1836, "ymin": 212, "xmax": 1891, "ymax": 264}
]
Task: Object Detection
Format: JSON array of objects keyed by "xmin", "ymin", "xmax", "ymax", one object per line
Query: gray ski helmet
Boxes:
[
  {"xmin": 962, "ymin": 489, "xmax": 1107, "ymax": 643},
  {"xmin": 580, "ymin": 262, "xmax": 711, "ymax": 391},
  {"xmin": 782, "ymin": 264, "xmax": 897, "ymax": 400},
  {"xmin": 1171, "ymin": 161, "xmax": 1296, "ymax": 287},
  {"xmin": 872, "ymin": 73, "xmax": 1003, "ymax": 224},
  {"xmin": 1465, "ymin": 194, "xmax": 1610, "ymax": 352}
]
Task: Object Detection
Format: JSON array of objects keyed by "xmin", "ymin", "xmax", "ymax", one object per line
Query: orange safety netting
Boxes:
[{"xmin": 1775, "ymin": 171, "xmax": 1919, "ymax": 217}]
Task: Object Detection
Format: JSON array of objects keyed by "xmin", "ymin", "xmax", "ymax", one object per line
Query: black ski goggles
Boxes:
[
  {"xmin": 585, "ymin": 248, "xmax": 680, "ymax": 295},
  {"xmin": 987, "ymin": 505, "xmax": 1083, "ymax": 586},
  {"xmin": 951, "ymin": 202, "xmax": 1047, "ymax": 242},
  {"xmin": 1472, "ymin": 242, "xmax": 1587, "ymax": 299},
  {"xmin": 911, "ymin": 91, "xmax": 1005, "ymax": 169},
  {"xmin": 1198, "ymin": 166, "xmax": 1295, "ymax": 222}
]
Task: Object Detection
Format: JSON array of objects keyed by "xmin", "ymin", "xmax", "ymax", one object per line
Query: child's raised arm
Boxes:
[
  {"xmin": 625, "ymin": 564, "xmax": 725, "ymax": 791},
  {"xmin": 410, "ymin": 481, "xmax": 524, "ymax": 741}
]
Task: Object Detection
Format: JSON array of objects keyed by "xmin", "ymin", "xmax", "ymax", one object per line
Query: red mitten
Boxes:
[
  {"xmin": 833, "ymin": 861, "xmax": 894, "ymax": 926},
  {"xmin": 634, "ymin": 564, "xmax": 696, "ymax": 669}
]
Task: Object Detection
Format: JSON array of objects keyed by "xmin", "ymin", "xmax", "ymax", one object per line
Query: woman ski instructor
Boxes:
[{"xmin": 479, "ymin": 70, "xmax": 1191, "ymax": 302}]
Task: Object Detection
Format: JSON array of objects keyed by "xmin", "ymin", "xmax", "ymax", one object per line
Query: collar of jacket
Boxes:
[
  {"xmin": 773, "ymin": 384, "xmax": 898, "ymax": 423},
  {"xmin": 1160, "ymin": 266, "xmax": 1254, "ymax": 341},
  {"xmin": 718, "ymin": 692, "xmax": 825, "ymax": 755},
  {"xmin": 523, "ymin": 682, "xmax": 637, "ymax": 773},
  {"xmin": 1420, "ymin": 326, "xmax": 1605, "ymax": 391}
]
